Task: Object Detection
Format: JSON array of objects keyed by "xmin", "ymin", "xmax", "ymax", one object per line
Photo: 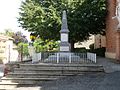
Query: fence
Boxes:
[
  {"xmin": 32, "ymin": 52, "xmax": 96, "ymax": 64},
  {"xmin": 87, "ymin": 53, "xmax": 96, "ymax": 63}
]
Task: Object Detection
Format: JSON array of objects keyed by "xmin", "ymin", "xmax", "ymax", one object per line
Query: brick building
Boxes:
[{"xmin": 105, "ymin": 0, "xmax": 120, "ymax": 60}]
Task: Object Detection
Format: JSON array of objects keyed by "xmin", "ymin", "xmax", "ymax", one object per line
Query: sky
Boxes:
[{"xmin": 0, "ymin": 0, "xmax": 30, "ymax": 41}]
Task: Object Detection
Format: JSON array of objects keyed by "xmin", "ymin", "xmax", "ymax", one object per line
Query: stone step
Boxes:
[
  {"xmin": 19, "ymin": 65, "xmax": 103, "ymax": 70},
  {"xmin": 7, "ymin": 87, "xmax": 41, "ymax": 90},
  {"xmin": 14, "ymin": 66, "xmax": 104, "ymax": 74},
  {"xmin": 6, "ymin": 74, "xmax": 65, "ymax": 78},
  {"xmin": 14, "ymin": 67, "xmax": 104, "ymax": 71},
  {"xmin": 14, "ymin": 69, "xmax": 62, "ymax": 74},
  {"xmin": 8, "ymin": 72, "xmax": 75, "ymax": 76},
  {"xmin": 13, "ymin": 70, "xmax": 103, "ymax": 75},
  {"xmin": 20, "ymin": 63, "xmax": 102, "ymax": 68},
  {"xmin": 7, "ymin": 73, "xmax": 74, "ymax": 78},
  {"xmin": 1, "ymin": 77, "xmax": 57, "ymax": 84},
  {"xmin": 1, "ymin": 63, "xmax": 104, "ymax": 88},
  {"xmin": 0, "ymin": 82, "xmax": 40, "ymax": 89},
  {"xmin": 0, "ymin": 82, "xmax": 18, "ymax": 89}
]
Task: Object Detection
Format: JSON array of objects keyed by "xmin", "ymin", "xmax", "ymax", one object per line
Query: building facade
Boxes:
[
  {"xmin": 74, "ymin": 35, "xmax": 95, "ymax": 49},
  {"xmin": 0, "ymin": 35, "xmax": 18, "ymax": 64},
  {"xmin": 94, "ymin": 34, "xmax": 106, "ymax": 49},
  {"xmin": 105, "ymin": 0, "xmax": 120, "ymax": 60}
]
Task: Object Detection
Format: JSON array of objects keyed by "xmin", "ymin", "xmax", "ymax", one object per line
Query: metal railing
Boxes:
[
  {"xmin": 87, "ymin": 52, "xmax": 96, "ymax": 63},
  {"xmin": 32, "ymin": 52, "xmax": 96, "ymax": 64}
]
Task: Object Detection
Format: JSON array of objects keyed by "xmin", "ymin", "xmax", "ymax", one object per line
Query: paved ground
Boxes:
[
  {"xmin": 97, "ymin": 57, "xmax": 120, "ymax": 73},
  {"xmin": 11, "ymin": 57, "xmax": 120, "ymax": 90},
  {"xmin": 12, "ymin": 72, "xmax": 120, "ymax": 90},
  {"xmin": 39, "ymin": 72, "xmax": 120, "ymax": 90}
]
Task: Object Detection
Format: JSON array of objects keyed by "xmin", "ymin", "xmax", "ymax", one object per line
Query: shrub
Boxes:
[
  {"xmin": 89, "ymin": 47, "xmax": 106, "ymax": 57},
  {"xmin": 74, "ymin": 47, "xmax": 87, "ymax": 53}
]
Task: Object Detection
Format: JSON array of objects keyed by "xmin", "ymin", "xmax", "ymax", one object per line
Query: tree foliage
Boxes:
[
  {"xmin": 18, "ymin": 0, "xmax": 106, "ymax": 50},
  {"xmin": 3, "ymin": 29, "xmax": 28, "ymax": 45},
  {"xmin": 33, "ymin": 38, "xmax": 59, "ymax": 52},
  {"xmin": 12, "ymin": 31, "xmax": 28, "ymax": 44},
  {"xmin": 18, "ymin": 43, "xmax": 29, "ymax": 56}
]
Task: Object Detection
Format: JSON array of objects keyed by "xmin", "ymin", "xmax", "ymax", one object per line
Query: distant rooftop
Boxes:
[{"xmin": 0, "ymin": 34, "xmax": 14, "ymax": 41}]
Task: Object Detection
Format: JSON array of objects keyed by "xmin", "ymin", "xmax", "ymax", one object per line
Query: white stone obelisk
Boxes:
[{"xmin": 60, "ymin": 10, "xmax": 70, "ymax": 52}]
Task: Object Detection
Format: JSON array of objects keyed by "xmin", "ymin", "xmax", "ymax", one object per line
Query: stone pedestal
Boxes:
[
  {"xmin": 59, "ymin": 10, "xmax": 70, "ymax": 52},
  {"xmin": 116, "ymin": 30, "xmax": 120, "ymax": 62},
  {"xmin": 60, "ymin": 42, "xmax": 70, "ymax": 52}
]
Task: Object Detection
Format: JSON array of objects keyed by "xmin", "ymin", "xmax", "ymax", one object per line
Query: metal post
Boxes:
[
  {"xmin": 8, "ymin": 45, "xmax": 10, "ymax": 63},
  {"xmin": 57, "ymin": 53, "xmax": 59, "ymax": 63},
  {"xmin": 21, "ymin": 45, "xmax": 23, "ymax": 62},
  {"xmin": 95, "ymin": 54, "xmax": 96, "ymax": 63},
  {"xmin": 69, "ymin": 53, "xmax": 71, "ymax": 63}
]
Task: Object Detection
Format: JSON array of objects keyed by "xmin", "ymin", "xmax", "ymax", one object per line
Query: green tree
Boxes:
[
  {"xmin": 18, "ymin": 0, "xmax": 106, "ymax": 51},
  {"xmin": 4, "ymin": 29, "xmax": 14, "ymax": 37},
  {"xmin": 33, "ymin": 38, "xmax": 59, "ymax": 52},
  {"xmin": 12, "ymin": 31, "xmax": 28, "ymax": 44},
  {"xmin": 4, "ymin": 30, "xmax": 28, "ymax": 45},
  {"xmin": 18, "ymin": 43, "xmax": 29, "ymax": 56}
]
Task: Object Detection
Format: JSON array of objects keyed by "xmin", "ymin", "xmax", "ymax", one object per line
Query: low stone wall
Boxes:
[
  {"xmin": 105, "ymin": 52, "xmax": 116, "ymax": 59},
  {"xmin": 4, "ymin": 63, "xmax": 20, "ymax": 76}
]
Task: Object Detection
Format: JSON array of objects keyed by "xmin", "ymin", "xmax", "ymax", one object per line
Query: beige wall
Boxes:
[
  {"xmin": 74, "ymin": 34, "xmax": 106, "ymax": 50},
  {"xmin": 75, "ymin": 35, "xmax": 95, "ymax": 49},
  {"xmin": 0, "ymin": 35, "xmax": 18, "ymax": 63},
  {"xmin": 94, "ymin": 34, "xmax": 106, "ymax": 49},
  {"xmin": 0, "ymin": 40, "xmax": 6, "ymax": 60}
]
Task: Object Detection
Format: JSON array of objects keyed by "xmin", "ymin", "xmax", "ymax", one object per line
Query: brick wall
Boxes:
[{"xmin": 105, "ymin": 0, "xmax": 117, "ymax": 58}]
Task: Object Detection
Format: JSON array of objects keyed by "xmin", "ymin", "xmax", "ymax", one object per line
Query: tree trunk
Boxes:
[{"xmin": 70, "ymin": 41, "xmax": 75, "ymax": 52}]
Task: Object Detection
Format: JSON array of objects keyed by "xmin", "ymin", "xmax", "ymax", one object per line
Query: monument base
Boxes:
[
  {"xmin": 59, "ymin": 42, "xmax": 70, "ymax": 52},
  {"xmin": 60, "ymin": 47, "xmax": 70, "ymax": 52}
]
